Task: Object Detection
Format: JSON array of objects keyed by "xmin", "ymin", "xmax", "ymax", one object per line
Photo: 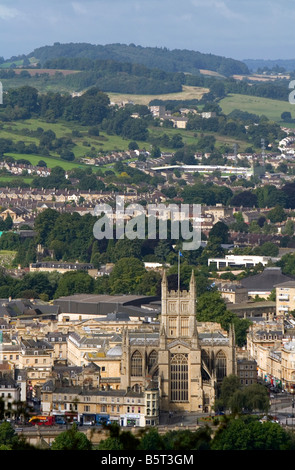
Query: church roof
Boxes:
[{"xmin": 240, "ymin": 267, "xmax": 295, "ymax": 292}]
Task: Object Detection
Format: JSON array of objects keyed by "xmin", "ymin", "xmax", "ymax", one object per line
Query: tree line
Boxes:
[{"xmin": 26, "ymin": 42, "xmax": 250, "ymax": 76}]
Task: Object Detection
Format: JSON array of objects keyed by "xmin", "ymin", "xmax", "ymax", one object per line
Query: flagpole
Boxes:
[{"xmin": 178, "ymin": 250, "xmax": 180, "ymax": 293}]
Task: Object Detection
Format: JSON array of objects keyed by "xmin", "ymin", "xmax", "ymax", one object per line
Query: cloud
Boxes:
[
  {"xmin": 0, "ymin": 5, "xmax": 19, "ymax": 20},
  {"xmin": 190, "ymin": 0, "xmax": 245, "ymax": 21},
  {"xmin": 71, "ymin": 2, "xmax": 88, "ymax": 15}
]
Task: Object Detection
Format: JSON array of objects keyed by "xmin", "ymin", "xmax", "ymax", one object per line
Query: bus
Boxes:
[{"xmin": 29, "ymin": 415, "xmax": 55, "ymax": 426}]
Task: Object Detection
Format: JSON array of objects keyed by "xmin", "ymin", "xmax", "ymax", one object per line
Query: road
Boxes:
[{"xmin": 269, "ymin": 391, "xmax": 295, "ymax": 426}]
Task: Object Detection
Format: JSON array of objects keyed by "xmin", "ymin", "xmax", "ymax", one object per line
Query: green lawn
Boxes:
[
  {"xmin": 0, "ymin": 118, "xmax": 148, "ymax": 171},
  {"xmin": 219, "ymin": 93, "xmax": 295, "ymax": 123},
  {"xmin": 6, "ymin": 153, "xmax": 87, "ymax": 171}
]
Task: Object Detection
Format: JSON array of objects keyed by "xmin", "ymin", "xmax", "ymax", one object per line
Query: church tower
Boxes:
[{"xmin": 158, "ymin": 269, "xmax": 204, "ymax": 412}]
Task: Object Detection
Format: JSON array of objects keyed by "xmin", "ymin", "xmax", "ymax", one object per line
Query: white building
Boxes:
[{"xmin": 208, "ymin": 254, "xmax": 278, "ymax": 270}]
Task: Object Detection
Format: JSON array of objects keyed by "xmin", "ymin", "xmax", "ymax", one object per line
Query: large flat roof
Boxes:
[{"xmin": 53, "ymin": 294, "xmax": 160, "ymax": 317}]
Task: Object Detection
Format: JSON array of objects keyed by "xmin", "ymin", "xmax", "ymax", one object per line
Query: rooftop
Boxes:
[{"xmin": 241, "ymin": 267, "xmax": 295, "ymax": 292}]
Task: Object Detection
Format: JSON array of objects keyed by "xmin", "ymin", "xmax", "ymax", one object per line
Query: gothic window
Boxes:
[
  {"xmin": 216, "ymin": 351, "xmax": 227, "ymax": 379},
  {"xmin": 170, "ymin": 353, "xmax": 188, "ymax": 402},
  {"xmin": 168, "ymin": 317, "xmax": 177, "ymax": 337},
  {"xmin": 202, "ymin": 350, "xmax": 210, "ymax": 369},
  {"xmin": 131, "ymin": 351, "xmax": 142, "ymax": 376},
  {"xmin": 180, "ymin": 317, "xmax": 189, "ymax": 336},
  {"xmin": 148, "ymin": 350, "xmax": 158, "ymax": 372}
]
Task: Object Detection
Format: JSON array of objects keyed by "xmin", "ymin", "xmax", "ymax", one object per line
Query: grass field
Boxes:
[
  {"xmin": 1, "ymin": 118, "xmax": 149, "ymax": 170},
  {"xmin": 0, "ymin": 113, "xmax": 254, "ymax": 176},
  {"xmin": 219, "ymin": 93, "xmax": 295, "ymax": 123},
  {"xmin": 107, "ymin": 85, "xmax": 209, "ymax": 106}
]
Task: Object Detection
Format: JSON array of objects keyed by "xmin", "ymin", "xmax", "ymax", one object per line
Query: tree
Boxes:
[
  {"xmin": 253, "ymin": 241, "xmax": 279, "ymax": 257},
  {"xmin": 215, "ymin": 374, "xmax": 241, "ymax": 413},
  {"xmin": 34, "ymin": 208, "xmax": 60, "ymax": 245},
  {"xmin": 51, "ymin": 423, "xmax": 92, "ymax": 450},
  {"xmin": 230, "ymin": 190, "xmax": 258, "ymax": 207},
  {"xmin": 108, "ymin": 257, "xmax": 146, "ymax": 294},
  {"xmin": 98, "ymin": 423, "xmax": 140, "ymax": 450},
  {"xmin": 243, "ymin": 383, "xmax": 270, "ymax": 413},
  {"xmin": 138, "ymin": 428, "xmax": 165, "ymax": 450},
  {"xmin": 0, "ymin": 421, "xmax": 35, "ymax": 450},
  {"xmin": 209, "ymin": 221, "xmax": 229, "ymax": 244},
  {"xmin": 162, "ymin": 428, "xmax": 211, "ymax": 450},
  {"xmin": 211, "ymin": 416, "xmax": 294, "ymax": 450},
  {"xmin": 267, "ymin": 205, "xmax": 287, "ymax": 223},
  {"xmin": 200, "ymin": 237, "xmax": 225, "ymax": 264},
  {"xmin": 4, "ymin": 214, "xmax": 13, "ymax": 230},
  {"xmin": 283, "ymin": 219, "xmax": 294, "ymax": 236},
  {"xmin": 54, "ymin": 271, "xmax": 95, "ymax": 298},
  {"xmin": 215, "ymin": 375, "xmax": 269, "ymax": 415},
  {"xmin": 137, "ymin": 270, "xmax": 161, "ymax": 295},
  {"xmin": 281, "ymin": 111, "xmax": 292, "ymax": 121}
]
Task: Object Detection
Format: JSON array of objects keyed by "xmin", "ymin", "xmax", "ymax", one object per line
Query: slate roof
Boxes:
[
  {"xmin": 54, "ymin": 294, "xmax": 160, "ymax": 317},
  {"xmin": 240, "ymin": 267, "xmax": 295, "ymax": 292}
]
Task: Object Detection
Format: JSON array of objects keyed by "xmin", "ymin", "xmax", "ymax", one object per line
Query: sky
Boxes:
[{"xmin": 0, "ymin": 0, "xmax": 295, "ymax": 61}]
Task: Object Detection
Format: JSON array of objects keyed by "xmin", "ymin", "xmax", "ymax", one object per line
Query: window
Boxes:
[
  {"xmin": 216, "ymin": 351, "xmax": 227, "ymax": 380},
  {"xmin": 148, "ymin": 350, "xmax": 157, "ymax": 373},
  {"xmin": 131, "ymin": 351, "xmax": 142, "ymax": 377},
  {"xmin": 170, "ymin": 353, "xmax": 188, "ymax": 402}
]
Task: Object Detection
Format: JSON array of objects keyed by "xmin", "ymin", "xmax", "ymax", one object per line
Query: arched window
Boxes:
[
  {"xmin": 201, "ymin": 350, "xmax": 211, "ymax": 371},
  {"xmin": 148, "ymin": 350, "xmax": 158, "ymax": 372},
  {"xmin": 131, "ymin": 350, "xmax": 142, "ymax": 376},
  {"xmin": 170, "ymin": 353, "xmax": 188, "ymax": 402},
  {"xmin": 216, "ymin": 351, "xmax": 227, "ymax": 379}
]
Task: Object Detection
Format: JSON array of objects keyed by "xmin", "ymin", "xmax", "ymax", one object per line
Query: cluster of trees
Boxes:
[
  {"xmin": 98, "ymin": 416, "xmax": 295, "ymax": 451},
  {"xmin": 231, "ymin": 181, "xmax": 295, "ymax": 210},
  {"xmin": 43, "ymin": 58, "xmax": 184, "ymax": 95},
  {"xmin": 100, "ymin": 106, "xmax": 150, "ymax": 141},
  {"xmin": 222, "ymin": 77, "xmax": 290, "ymax": 101},
  {"xmin": 27, "ymin": 42, "xmax": 250, "ymax": 76},
  {"xmin": 186, "ymin": 109, "xmax": 285, "ymax": 147},
  {"xmin": 0, "ymin": 86, "xmax": 110, "ymax": 126}
]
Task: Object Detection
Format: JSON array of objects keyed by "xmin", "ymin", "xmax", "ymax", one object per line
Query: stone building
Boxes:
[{"xmin": 121, "ymin": 270, "xmax": 237, "ymax": 413}]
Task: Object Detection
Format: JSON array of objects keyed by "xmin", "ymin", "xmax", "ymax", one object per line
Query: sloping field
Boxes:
[
  {"xmin": 107, "ymin": 85, "xmax": 209, "ymax": 106},
  {"xmin": 219, "ymin": 93, "xmax": 295, "ymax": 122}
]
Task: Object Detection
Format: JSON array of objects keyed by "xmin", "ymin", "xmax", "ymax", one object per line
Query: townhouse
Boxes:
[{"xmin": 41, "ymin": 378, "xmax": 159, "ymax": 427}]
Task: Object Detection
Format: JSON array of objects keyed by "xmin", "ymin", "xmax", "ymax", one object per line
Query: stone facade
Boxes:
[{"xmin": 121, "ymin": 270, "xmax": 237, "ymax": 413}]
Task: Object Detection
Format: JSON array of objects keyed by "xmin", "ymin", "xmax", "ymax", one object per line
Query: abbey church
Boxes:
[{"xmin": 121, "ymin": 270, "xmax": 237, "ymax": 413}]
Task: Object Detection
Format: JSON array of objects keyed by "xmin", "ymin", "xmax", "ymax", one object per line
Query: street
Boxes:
[{"xmin": 269, "ymin": 391, "xmax": 295, "ymax": 426}]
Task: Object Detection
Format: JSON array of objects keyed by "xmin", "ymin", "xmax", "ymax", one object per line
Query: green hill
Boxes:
[{"xmin": 21, "ymin": 42, "xmax": 250, "ymax": 77}]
